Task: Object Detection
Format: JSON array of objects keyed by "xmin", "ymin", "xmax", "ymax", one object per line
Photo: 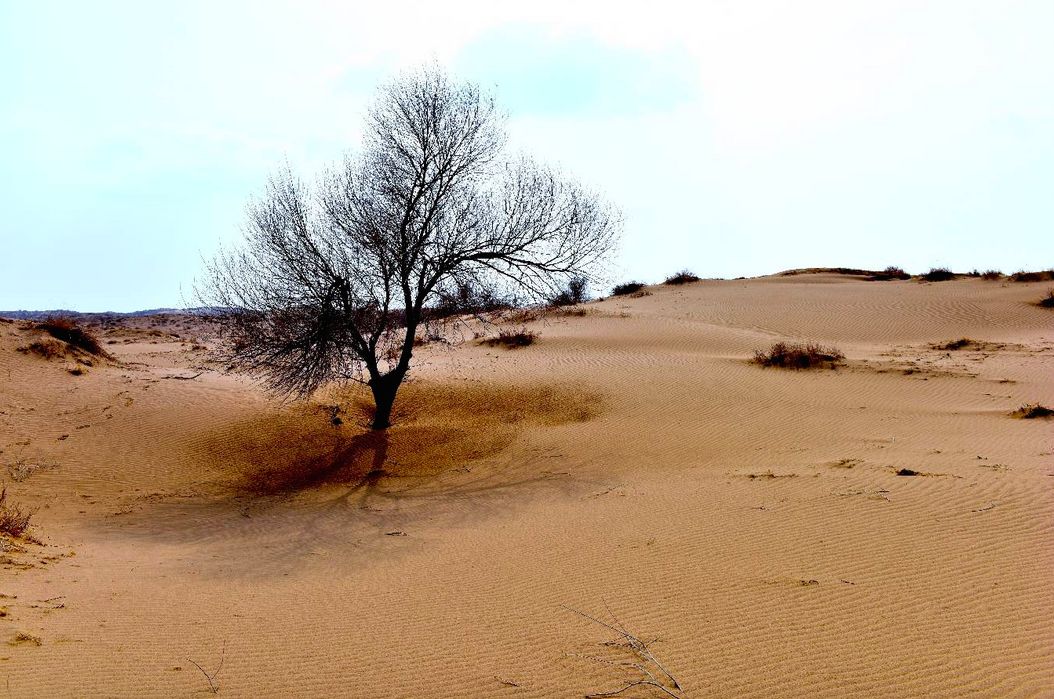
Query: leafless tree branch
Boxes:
[{"xmin": 200, "ymin": 64, "xmax": 619, "ymax": 429}]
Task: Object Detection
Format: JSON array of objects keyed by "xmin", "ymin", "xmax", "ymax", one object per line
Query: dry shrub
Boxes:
[
  {"xmin": 981, "ymin": 269, "xmax": 1003, "ymax": 280},
  {"xmin": 611, "ymin": 281, "xmax": 645, "ymax": 296},
  {"xmin": 37, "ymin": 316, "xmax": 109, "ymax": 357},
  {"xmin": 548, "ymin": 277, "xmax": 589, "ymax": 307},
  {"xmin": 1038, "ymin": 289, "xmax": 1054, "ymax": 308},
  {"xmin": 205, "ymin": 380, "xmax": 602, "ymax": 496},
  {"xmin": 870, "ymin": 266, "xmax": 911, "ymax": 281},
  {"xmin": 753, "ymin": 341, "xmax": 844, "ymax": 369},
  {"xmin": 17, "ymin": 339, "xmax": 65, "ymax": 359},
  {"xmin": 663, "ymin": 270, "xmax": 700, "ymax": 285},
  {"xmin": 1010, "ymin": 269, "xmax": 1054, "ymax": 283},
  {"xmin": 934, "ymin": 338, "xmax": 976, "ymax": 351},
  {"xmin": 480, "ymin": 329, "xmax": 537, "ymax": 349},
  {"xmin": 0, "ymin": 488, "xmax": 32, "ymax": 537},
  {"xmin": 921, "ymin": 267, "xmax": 956, "ymax": 282},
  {"xmin": 9, "ymin": 632, "xmax": 42, "ymax": 647},
  {"xmin": 1010, "ymin": 403, "xmax": 1053, "ymax": 419},
  {"xmin": 779, "ymin": 267, "xmax": 876, "ymax": 276}
]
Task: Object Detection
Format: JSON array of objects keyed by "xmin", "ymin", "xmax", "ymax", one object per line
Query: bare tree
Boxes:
[{"xmin": 201, "ymin": 66, "xmax": 619, "ymax": 429}]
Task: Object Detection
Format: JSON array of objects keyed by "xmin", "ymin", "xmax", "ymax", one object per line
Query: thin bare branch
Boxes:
[{"xmin": 199, "ymin": 64, "xmax": 619, "ymax": 430}]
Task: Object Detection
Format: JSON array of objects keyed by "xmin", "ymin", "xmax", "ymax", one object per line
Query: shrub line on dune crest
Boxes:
[
  {"xmin": 611, "ymin": 281, "xmax": 646, "ymax": 296},
  {"xmin": 663, "ymin": 270, "xmax": 700, "ymax": 285}
]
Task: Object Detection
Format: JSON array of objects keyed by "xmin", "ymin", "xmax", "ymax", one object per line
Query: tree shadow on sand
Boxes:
[{"xmin": 100, "ymin": 381, "xmax": 602, "ymax": 576}]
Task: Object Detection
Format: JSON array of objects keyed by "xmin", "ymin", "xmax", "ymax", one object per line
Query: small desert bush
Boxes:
[
  {"xmin": 664, "ymin": 270, "xmax": 701, "ymax": 285},
  {"xmin": 37, "ymin": 316, "xmax": 108, "ymax": 356},
  {"xmin": 1039, "ymin": 289, "xmax": 1054, "ymax": 308},
  {"xmin": 870, "ymin": 266, "xmax": 911, "ymax": 281},
  {"xmin": 549, "ymin": 277, "xmax": 589, "ymax": 307},
  {"xmin": 1010, "ymin": 403, "xmax": 1054, "ymax": 419},
  {"xmin": 0, "ymin": 488, "xmax": 32, "ymax": 537},
  {"xmin": 480, "ymin": 329, "xmax": 537, "ymax": 349},
  {"xmin": 1010, "ymin": 269, "xmax": 1054, "ymax": 283},
  {"xmin": 17, "ymin": 339, "xmax": 65, "ymax": 359},
  {"xmin": 611, "ymin": 281, "xmax": 645, "ymax": 296},
  {"xmin": 981, "ymin": 270, "xmax": 1003, "ymax": 280},
  {"xmin": 753, "ymin": 342, "xmax": 844, "ymax": 369},
  {"xmin": 921, "ymin": 267, "xmax": 956, "ymax": 282}
]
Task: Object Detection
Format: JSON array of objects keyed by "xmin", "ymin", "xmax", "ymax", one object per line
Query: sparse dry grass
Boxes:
[
  {"xmin": 753, "ymin": 342, "xmax": 843, "ymax": 369},
  {"xmin": 8, "ymin": 632, "xmax": 42, "ymax": 647},
  {"xmin": 1038, "ymin": 289, "xmax": 1054, "ymax": 308},
  {"xmin": 981, "ymin": 270, "xmax": 1003, "ymax": 280},
  {"xmin": 480, "ymin": 329, "xmax": 537, "ymax": 349},
  {"xmin": 0, "ymin": 488, "xmax": 32, "ymax": 537},
  {"xmin": 17, "ymin": 339, "xmax": 65, "ymax": 359}
]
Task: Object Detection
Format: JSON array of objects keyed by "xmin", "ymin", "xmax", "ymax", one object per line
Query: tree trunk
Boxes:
[{"xmin": 369, "ymin": 373, "xmax": 402, "ymax": 430}]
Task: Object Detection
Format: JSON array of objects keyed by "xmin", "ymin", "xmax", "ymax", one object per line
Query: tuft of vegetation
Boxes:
[
  {"xmin": 934, "ymin": 338, "xmax": 976, "ymax": 351},
  {"xmin": 870, "ymin": 266, "xmax": 911, "ymax": 281},
  {"xmin": 921, "ymin": 267, "xmax": 956, "ymax": 282},
  {"xmin": 611, "ymin": 281, "xmax": 645, "ymax": 296},
  {"xmin": 1037, "ymin": 289, "xmax": 1054, "ymax": 308},
  {"xmin": 663, "ymin": 270, "xmax": 700, "ymax": 285},
  {"xmin": 548, "ymin": 276, "xmax": 589, "ymax": 307},
  {"xmin": 895, "ymin": 468, "xmax": 920, "ymax": 476},
  {"xmin": 480, "ymin": 329, "xmax": 537, "ymax": 349},
  {"xmin": 0, "ymin": 488, "xmax": 32, "ymax": 537},
  {"xmin": 37, "ymin": 316, "xmax": 108, "ymax": 357},
  {"xmin": 752, "ymin": 341, "xmax": 844, "ymax": 369},
  {"xmin": 980, "ymin": 269, "xmax": 1003, "ymax": 280},
  {"xmin": 1010, "ymin": 269, "xmax": 1054, "ymax": 283},
  {"xmin": 1010, "ymin": 403, "xmax": 1054, "ymax": 419},
  {"xmin": 17, "ymin": 340, "xmax": 65, "ymax": 360},
  {"xmin": 9, "ymin": 632, "xmax": 42, "ymax": 647}
]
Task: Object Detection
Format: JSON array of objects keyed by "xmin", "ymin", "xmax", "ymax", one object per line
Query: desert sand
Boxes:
[{"xmin": 1, "ymin": 273, "xmax": 1052, "ymax": 697}]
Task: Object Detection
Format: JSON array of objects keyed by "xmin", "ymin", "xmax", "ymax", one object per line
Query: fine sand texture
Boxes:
[{"xmin": 1, "ymin": 274, "xmax": 1052, "ymax": 697}]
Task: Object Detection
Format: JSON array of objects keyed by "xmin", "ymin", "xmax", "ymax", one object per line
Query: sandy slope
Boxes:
[{"xmin": 1, "ymin": 275, "xmax": 1052, "ymax": 697}]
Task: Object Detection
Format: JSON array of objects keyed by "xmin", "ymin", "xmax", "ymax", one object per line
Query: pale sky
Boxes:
[{"xmin": 2, "ymin": 1, "xmax": 1052, "ymax": 311}]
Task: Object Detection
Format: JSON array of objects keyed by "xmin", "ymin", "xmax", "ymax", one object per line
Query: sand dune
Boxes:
[{"xmin": 1, "ymin": 275, "xmax": 1052, "ymax": 697}]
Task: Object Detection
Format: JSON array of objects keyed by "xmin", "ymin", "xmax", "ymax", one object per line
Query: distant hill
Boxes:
[{"xmin": 0, "ymin": 308, "xmax": 212, "ymax": 321}]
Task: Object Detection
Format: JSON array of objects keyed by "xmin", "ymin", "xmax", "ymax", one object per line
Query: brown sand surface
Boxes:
[{"xmin": 1, "ymin": 275, "xmax": 1052, "ymax": 697}]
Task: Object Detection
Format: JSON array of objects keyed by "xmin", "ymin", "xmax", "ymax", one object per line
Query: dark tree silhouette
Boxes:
[{"xmin": 201, "ymin": 66, "xmax": 619, "ymax": 429}]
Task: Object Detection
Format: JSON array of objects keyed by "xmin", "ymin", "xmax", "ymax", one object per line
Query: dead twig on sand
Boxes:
[
  {"xmin": 188, "ymin": 640, "xmax": 226, "ymax": 694},
  {"xmin": 563, "ymin": 604, "xmax": 685, "ymax": 698},
  {"xmin": 161, "ymin": 372, "xmax": 204, "ymax": 381}
]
